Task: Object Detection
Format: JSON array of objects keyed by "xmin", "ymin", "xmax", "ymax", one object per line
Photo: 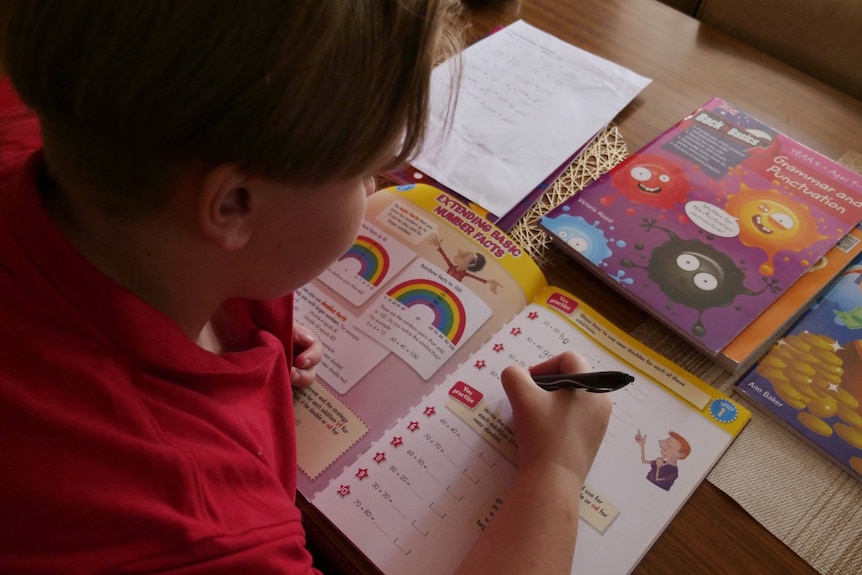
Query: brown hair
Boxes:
[{"xmin": 1, "ymin": 0, "xmax": 463, "ymax": 216}]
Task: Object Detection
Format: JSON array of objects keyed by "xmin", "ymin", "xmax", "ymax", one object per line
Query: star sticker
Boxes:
[
  {"xmin": 355, "ymin": 468, "xmax": 369, "ymax": 480},
  {"xmin": 337, "ymin": 484, "xmax": 351, "ymax": 497},
  {"xmin": 493, "ymin": 343, "xmax": 504, "ymax": 352},
  {"xmin": 510, "ymin": 327, "xmax": 522, "ymax": 336},
  {"xmin": 391, "ymin": 436, "xmax": 404, "ymax": 447},
  {"xmin": 423, "ymin": 406, "xmax": 436, "ymax": 417},
  {"xmin": 407, "ymin": 421, "xmax": 420, "ymax": 432},
  {"xmin": 527, "ymin": 311, "xmax": 539, "ymax": 320},
  {"xmin": 474, "ymin": 359, "xmax": 487, "ymax": 369},
  {"xmin": 373, "ymin": 452, "xmax": 386, "ymax": 463},
  {"xmin": 828, "ymin": 383, "xmax": 840, "ymax": 392}
]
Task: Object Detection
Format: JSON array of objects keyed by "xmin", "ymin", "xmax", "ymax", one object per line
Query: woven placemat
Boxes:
[
  {"xmin": 378, "ymin": 123, "xmax": 627, "ymax": 267},
  {"xmin": 837, "ymin": 149, "xmax": 862, "ymax": 175},
  {"xmin": 507, "ymin": 124, "xmax": 628, "ymax": 267}
]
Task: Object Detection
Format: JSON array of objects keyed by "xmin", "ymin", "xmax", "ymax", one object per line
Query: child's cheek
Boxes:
[{"xmin": 363, "ymin": 176, "xmax": 376, "ymax": 197}]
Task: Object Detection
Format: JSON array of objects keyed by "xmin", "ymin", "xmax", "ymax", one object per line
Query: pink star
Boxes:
[
  {"xmin": 493, "ymin": 343, "xmax": 504, "ymax": 352},
  {"xmin": 510, "ymin": 327, "xmax": 522, "ymax": 336},
  {"xmin": 355, "ymin": 468, "xmax": 369, "ymax": 480},
  {"xmin": 407, "ymin": 421, "xmax": 420, "ymax": 432},
  {"xmin": 373, "ymin": 452, "xmax": 386, "ymax": 464},
  {"xmin": 423, "ymin": 406, "xmax": 436, "ymax": 417},
  {"xmin": 337, "ymin": 484, "xmax": 351, "ymax": 497},
  {"xmin": 527, "ymin": 311, "xmax": 539, "ymax": 320},
  {"xmin": 391, "ymin": 436, "xmax": 404, "ymax": 447},
  {"xmin": 474, "ymin": 359, "xmax": 487, "ymax": 369}
]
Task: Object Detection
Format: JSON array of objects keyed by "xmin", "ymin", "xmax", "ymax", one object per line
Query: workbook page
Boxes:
[
  {"xmin": 310, "ymin": 287, "xmax": 748, "ymax": 575},
  {"xmin": 293, "ymin": 185, "xmax": 546, "ymax": 490}
]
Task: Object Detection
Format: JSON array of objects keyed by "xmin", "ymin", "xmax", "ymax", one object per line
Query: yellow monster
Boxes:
[{"xmin": 725, "ymin": 184, "xmax": 827, "ymax": 276}]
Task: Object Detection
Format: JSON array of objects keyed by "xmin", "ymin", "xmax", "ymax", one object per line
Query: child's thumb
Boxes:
[{"xmin": 501, "ymin": 365, "xmax": 540, "ymax": 412}]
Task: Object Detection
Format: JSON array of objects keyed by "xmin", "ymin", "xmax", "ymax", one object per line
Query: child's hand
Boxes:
[
  {"xmin": 501, "ymin": 351, "xmax": 612, "ymax": 481},
  {"xmin": 291, "ymin": 322, "xmax": 322, "ymax": 388}
]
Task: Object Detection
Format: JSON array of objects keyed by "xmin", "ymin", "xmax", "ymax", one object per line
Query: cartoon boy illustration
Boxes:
[
  {"xmin": 634, "ymin": 429, "xmax": 691, "ymax": 491},
  {"xmin": 428, "ymin": 234, "xmax": 502, "ymax": 294}
]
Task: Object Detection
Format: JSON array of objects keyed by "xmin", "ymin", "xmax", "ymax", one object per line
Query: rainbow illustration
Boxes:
[
  {"xmin": 387, "ymin": 278, "xmax": 467, "ymax": 344},
  {"xmin": 339, "ymin": 235, "xmax": 390, "ymax": 286}
]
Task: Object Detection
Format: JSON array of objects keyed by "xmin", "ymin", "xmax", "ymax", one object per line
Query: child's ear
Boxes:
[{"xmin": 198, "ymin": 164, "xmax": 255, "ymax": 251}]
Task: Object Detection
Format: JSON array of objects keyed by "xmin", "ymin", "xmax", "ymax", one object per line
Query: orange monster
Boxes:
[{"xmin": 724, "ymin": 183, "xmax": 827, "ymax": 276}]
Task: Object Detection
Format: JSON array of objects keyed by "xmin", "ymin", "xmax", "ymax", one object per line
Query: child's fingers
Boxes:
[
  {"xmin": 291, "ymin": 322, "xmax": 322, "ymax": 388},
  {"xmin": 290, "ymin": 366, "xmax": 316, "ymax": 388}
]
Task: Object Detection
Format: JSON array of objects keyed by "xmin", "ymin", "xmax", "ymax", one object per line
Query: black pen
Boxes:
[{"xmin": 532, "ymin": 371, "xmax": 634, "ymax": 393}]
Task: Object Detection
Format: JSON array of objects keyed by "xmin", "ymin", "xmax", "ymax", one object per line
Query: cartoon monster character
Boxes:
[
  {"xmin": 724, "ymin": 183, "xmax": 828, "ymax": 276},
  {"xmin": 540, "ymin": 214, "xmax": 613, "ymax": 265},
  {"xmin": 621, "ymin": 219, "xmax": 779, "ymax": 337},
  {"xmin": 602, "ymin": 154, "xmax": 690, "ymax": 209}
]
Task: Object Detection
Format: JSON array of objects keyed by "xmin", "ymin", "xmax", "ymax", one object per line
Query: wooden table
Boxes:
[{"xmin": 301, "ymin": 1, "xmax": 862, "ymax": 573}]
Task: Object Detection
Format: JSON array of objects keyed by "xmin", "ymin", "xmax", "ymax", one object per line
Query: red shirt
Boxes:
[{"xmin": 0, "ymin": 78, "xmax": 319, "ymax": 574}]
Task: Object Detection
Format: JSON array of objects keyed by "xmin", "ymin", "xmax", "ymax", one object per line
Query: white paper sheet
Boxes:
[{"xmin": 411, "ymin": 20, "xmax": 651, "ymax": 218}]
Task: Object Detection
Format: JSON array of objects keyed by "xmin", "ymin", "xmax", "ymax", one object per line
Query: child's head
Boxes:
[
  {"xmin": 454, "ymin": 249, "xmax": 486, "ymax": 272},
  {"xmin": 661, "ymin": 431, "xmax": 691, "ymax": 461},
  {"xmin": 1, "ymin": 1, "xmax": 463, "ymax": 218}
]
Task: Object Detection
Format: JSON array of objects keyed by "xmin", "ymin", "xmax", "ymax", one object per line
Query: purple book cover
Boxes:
[{"xmin": 541, "ymin": 98, "xmax": 862, "ymax": 356}]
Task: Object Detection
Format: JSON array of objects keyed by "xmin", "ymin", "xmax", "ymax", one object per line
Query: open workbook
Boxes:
[{"xmin": 292, "ymin": 184, "xmax": 749, "ymax": 575}]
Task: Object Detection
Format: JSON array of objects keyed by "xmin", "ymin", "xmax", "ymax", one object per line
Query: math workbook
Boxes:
[{"xmin": 293, "ymin": 184, "xmax": 749, "ymax": 574}]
